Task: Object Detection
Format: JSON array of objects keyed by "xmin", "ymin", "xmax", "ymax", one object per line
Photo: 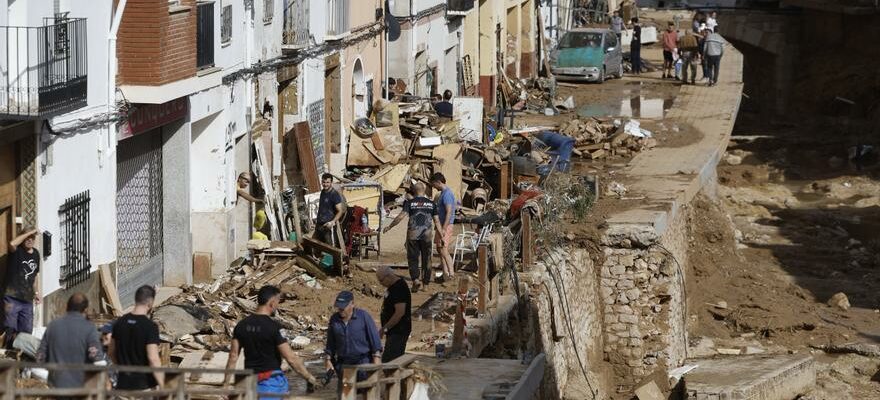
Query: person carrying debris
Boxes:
[
  {"xmin": 661, "ymin": 22, "xmax": 679, "ymax": 79},
  {"xmin": 225, "ymin": 285, "xmax": 321, "ymax": 397},
  {"xmin": 236, "ymin": 172, "xmax": 263, "ymax": 204},
  {"xmin": 629, "ymin": 18, "xmax": 642, "ymax": 75},
  {"xmin": 430, "ymin": 173, "xmax": 457, "ymax": 282},
  {"xmin": 433, "ymin": 90, "xmax": 454, "ymax": 118},
  {"xmin": 678, "ymin": 30, "xmax": 701, "ymax": 85},
  {"xmin": 4, "ymin": 227, "xmax": 41, "ymax": 348},
  {"xmin": 703, "ymin": 26, "xmax": 725, "ymax": 86},
  {"xmin": 376, "ymin": 266, "xmax": 412, "ymax": 362},
  {"xmin": 324, "ymin": 291, "xmax": 382, "ymax": 380},
  {"xmin": 36, "ymin": 293, "xmax": 105, "ymax": 390},
  {"xmin": 110, "ymin": 285, "xmax": 164, "ymax": 391},
  {"xmin": 382, "ymin": 182, "xmax": 444, "ymax": 292},
  {"xmin": 315, "ymin": 173, "xmax": 346, "ymax": 247}
]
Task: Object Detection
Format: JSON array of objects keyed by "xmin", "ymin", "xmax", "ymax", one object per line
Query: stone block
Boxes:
[
  {"xmin": 600, "ymin": 286, "xmax": 614, "ymax": 298},
  {"xmin": 604, "ymin": 314, "xmax": 618, "ymax": 324},
  {"xmin": 620, "ymin": 314, "xmax": 639, "ymax": 324},
  {"xmin": 635, "ymin": 259, "xmax": 649, "ymax": 272},
  {"xmin": 625, "ymin": 288, "xmax": 642, "ymax": 301},
  {"xmin": 617, "ymin": 279, "xmax": 635, "ymax": 290},
  {"xmin": 616, "ymin": 293, "xmax": 630, "ymax": 304},
  {"xmin": 614, "ymin": 305, "xmax": 634, "ymax": 314},
  {"xmin": 620, "ymin": 254, "xmax": 635, "ymax": 267},
  {"xmin": 611, "ymin": 265, "xmax": 627, "ymax": 275},
  {"xmin": 629, "ymin": 326, "xmax": 642, "ymax": 338},
  {"xmin": 627, "ymin": 359, "xmax": 643, "ymax": 367}
]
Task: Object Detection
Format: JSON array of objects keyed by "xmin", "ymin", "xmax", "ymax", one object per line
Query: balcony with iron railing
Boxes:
[
  {"xmin": 0, "ymin": 17, "xmax": 87, "ymax": 120},
  {"xmin": 326, "ymin": 0, "xmax": 351, "ymax": 40},
  {"xmin": 447, "ymin": 0, "xmax": 475, "ymax": 15},
  {"xmin": 283, "ymin": 0, "xmax": 310, "ymax": 50}
]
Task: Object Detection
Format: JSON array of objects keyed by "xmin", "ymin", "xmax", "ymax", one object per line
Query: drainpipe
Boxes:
[{"xmin": 107, "ymin": 0, "xmax": 127, "ymax": 165}]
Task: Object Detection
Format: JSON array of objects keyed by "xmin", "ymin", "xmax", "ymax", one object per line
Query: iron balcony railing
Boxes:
[
  {"xmin": 447, "ymin": 0, "xmax": 475, "ymax": 14},
  {"xmin": 0, "ymin": 17, "xmax": 87, "ymax": 119},
  {"xmin": 283, "ymin": 0, "xmax": 310, "ymax": 49},
  {"xmin": 197, "ymin": 2, "xmax": 215, "ymax": 69},
  {"xmin": 326, "ymin": 0, "xmax": 350, "ymax": 40}
]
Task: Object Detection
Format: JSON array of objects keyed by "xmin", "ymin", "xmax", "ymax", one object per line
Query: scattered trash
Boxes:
[
  {"xmin": 607, "ymin": 181, "xmax": 628, "ymax": 197},
  {"xmin": 624, "ymin": 119, "xmax": 652, "ymax": 138},
  {"xmin": 828, "ymin": 292, "xmax": 850, "ymax": 311}
]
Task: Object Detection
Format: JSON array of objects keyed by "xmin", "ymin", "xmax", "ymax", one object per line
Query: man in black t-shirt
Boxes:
[
  {"xmin": 314, "ymin": 173, "xmax": 346, "ymax": 246},
  {"xmin": 4, "ymin": 227, "xmax": 41, "ymax": 347},
  {"xmin": 226, "ymin": 285, "xmax": 320, "ymax": 396},
  {"xmin": 110, "ymin": 285, "xmax": 164, "ymax": 390},
  {"xmin": 376, "ymin": 266, "xmax": 412, "ymax": 362},
  {"xmin": 383, "ymin": 183, "xmax": 443, "ymax": 292}
]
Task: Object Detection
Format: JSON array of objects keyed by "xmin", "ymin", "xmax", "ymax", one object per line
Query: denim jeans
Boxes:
[{"xmin": 3, "ymin": 296, "xmax": 34, "ymax": 337}]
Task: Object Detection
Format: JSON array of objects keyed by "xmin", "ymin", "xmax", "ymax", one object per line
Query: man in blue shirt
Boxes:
[
  {"xmin": 433, "ymin": 90, "xmax": 453, "ymax": 118},
  {"xmin": 430, "ymin": 173, "xmax": 456, "ymax": 282},
  {"xmin": 324, "ymin": 291, "xmax": 382, "ymax": 380},
  {"xmin": 536, "ymin": 131, "xmax": 575, "ymax": 172}
]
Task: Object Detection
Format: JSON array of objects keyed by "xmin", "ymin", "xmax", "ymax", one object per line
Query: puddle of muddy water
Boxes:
[{"xmin": 577, "ymin": 95, "xmax": 675, "ymax": 118}]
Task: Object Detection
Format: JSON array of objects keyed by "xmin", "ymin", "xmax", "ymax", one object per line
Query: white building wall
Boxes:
[
  {"xmin": 388, "ymin": 0, "xmax": 461, "ymax": 97},
  {"xmin": 23, "ymin": 0, "xmax": 118, "ymax": 307}
]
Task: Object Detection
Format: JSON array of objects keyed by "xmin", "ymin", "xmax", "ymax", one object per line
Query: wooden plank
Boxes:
[
  {"xmin": 522, "ymin": 211, "xmax": 533, "ymax": 269},
  {"xmin": 192, "ymin": 252, "xmax": 212, "ymax": 284},
  {"xmin": 432, "ymin": 143, "xmax": 464, "ymax": 200},
  {"xmin": 253, "ymin": 141, "xmax": 285, "ymax": 240},
  {"xmin": 294, "ymin": 122, "xmax": 320, "ymax": 192},
  {"xmin": 477, "ymin": 245, "xmax": 488, "ymax": 314},
  {"xmin": 98, "ymin": 264, "xmax": 123, "ymax": 317},
  {"xmin": 499, "ymin": 161, "xmax": 511, "ymax": 199},
  {"xmin": 301, "ymin": 236, "xmax": 343, "ymax": 275},
  {"xmin": 371, "ymin": 163, "xmax": 410, "ymax": 192},
  {"xmin": 450, "ymin": 275, "xmax": 470, "ymax": 356},
  {"xmin": 178, "ymin": 351, "xmax": 244, "ymax": 385}
]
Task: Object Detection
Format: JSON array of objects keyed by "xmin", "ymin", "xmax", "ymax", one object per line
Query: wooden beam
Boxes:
[
  {"xmin": 478, "ymin": 245, "xmax": 488, "ymax": 314},
  {"xmin": 98, "ymin": 264, "xmax": 123, "ymax": 317},
  {"xmin": 521, "ymin": 211, "xmax": 533, "ymax": 270},
  {"xmin": 450, "ymin": 275, "xmax": 470, "ymax": 356}
]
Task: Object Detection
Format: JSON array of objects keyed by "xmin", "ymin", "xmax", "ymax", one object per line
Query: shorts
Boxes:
[
  {"xmin": 434, "ymin": 225, "xmax": 454, "ymax": 249},
  {"xmin": 256, "ymin": 371, "xmax": 288, "ymax": 399},
  {"xmin": 663, "ymin": 50, "xmax": 674, "ymax": 62}
]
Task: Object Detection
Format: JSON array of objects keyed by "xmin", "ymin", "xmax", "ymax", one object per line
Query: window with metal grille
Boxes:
[
  {"xmin": 263, "ymin": 0, "xmax": 273, "ymax": 23},
  {"xmin": 221, "ymin": 5, "xmax": 232, "ymax": 44},
  {"xmin": 59, "ymin": 191, "xmax": 90, "ymax": 288}
]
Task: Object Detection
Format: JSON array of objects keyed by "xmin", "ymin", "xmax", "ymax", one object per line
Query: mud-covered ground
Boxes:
[{"xmin": 687, "ymin": 111, "xmax": 880, "ymax": 399}]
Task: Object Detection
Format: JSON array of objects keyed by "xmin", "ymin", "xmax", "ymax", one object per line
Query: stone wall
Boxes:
[
  {"xmin": 526, "ymin": 248, "xmax": 609, "ymax": 399},
  {"xmin": 600, "ymin": 203, "xmax": 691, "ymax": 388}
]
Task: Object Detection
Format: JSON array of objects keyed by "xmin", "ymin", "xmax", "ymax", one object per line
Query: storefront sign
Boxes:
[{"xmin": 118, "ymin": 97, "xmax": 188, "ymax": 140}]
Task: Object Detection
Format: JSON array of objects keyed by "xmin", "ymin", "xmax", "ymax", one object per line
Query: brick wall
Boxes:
[{"xmin": 117, "ymin": 0, "xmax": 198, "ymax": 85}]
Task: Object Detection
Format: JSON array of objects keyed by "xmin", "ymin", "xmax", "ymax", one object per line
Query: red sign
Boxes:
[{"xmin": 118, "ymin": 97, "xmax": 189, "ymax": 140}]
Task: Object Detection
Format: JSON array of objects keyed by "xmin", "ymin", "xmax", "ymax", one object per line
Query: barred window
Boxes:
[
  {"xmin": 263, "ymin": 0, "xmax": 274, "ymax": 23},
  {"xmin": 59, "ymin": 191, "xmax": 91, "ymax": 289},
  {"xmin": 221, "ymin": 5, "xmax": 232, "ymax": 44}
]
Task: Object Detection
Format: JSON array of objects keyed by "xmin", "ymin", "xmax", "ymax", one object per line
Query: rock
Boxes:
[
  {"xmin": 743, "ymin": 346, "xmax": 765, "ymax": 355},
  {"xmin": 717, "ymin": 348, "xmax": 742, "ymax": 355},
  {"xmin": 853, "ymin": 197, "xmax": 880, "ymax": 208},
  {"xmin": 828, "ymin": 292, "xmax": 851, "ymax": 311},
  {"xmin": 724, "ymin": 154, "xmax": 743, "ymax": 166},
  {"xmin": 153, "ymin": 304, "xmax": 210, "ymax": 340},
  {"xmin": 290, "ymin": 336, "xmax": 311, "ymax": 349}
]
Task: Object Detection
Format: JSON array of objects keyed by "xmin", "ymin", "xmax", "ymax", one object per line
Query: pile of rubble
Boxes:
[
  {"xmin": 155, "ymin": 242, "xmax": 330, "ymax": 360},
  {"xmin": 560, "ymin": 117, "xmax": 658, "ymax": 160}
]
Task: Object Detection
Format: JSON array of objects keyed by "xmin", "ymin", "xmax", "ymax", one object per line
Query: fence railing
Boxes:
[
  {"xmin": 59, "ymin": 190, "xmax": 91, "ymax": 289},
  {"xmin": 283, "ymin": 0, "xmax": 310, "ymax": 48},
  {"xmin": 0, "ymin": 361, "xmax": 258, "ymax": 399},
  {"xmin": 196, "ymin": 2, "xmax": 215, "ymax": 69},
  {"xmin": 326, "ymin": 0, "xmax": 350, "ymax": 39},
  {"xmin": 339, "ymin": 354, "xmax": 418, "ymax": 400},
  {"xmin": 0, "ymin": 17, "xmax": 87, "ymax": 119}
]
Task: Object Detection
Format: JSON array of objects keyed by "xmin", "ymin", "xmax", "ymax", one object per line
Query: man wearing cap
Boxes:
[
  {"xmin": 36, "ymin": 293, "xmax": 105, "ymax": 389},
  {"xmin": 324, "ymin": 291, "xmax": 382, "ymax": 379},
  {"xmin": 226, "ymin": 285, "xmax": 321, "ymax": 397}
]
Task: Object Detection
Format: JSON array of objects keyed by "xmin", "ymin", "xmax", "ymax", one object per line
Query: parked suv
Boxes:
[{"xmin": 550, "ymin": 28, "xmax": 623, "ymax": 83}]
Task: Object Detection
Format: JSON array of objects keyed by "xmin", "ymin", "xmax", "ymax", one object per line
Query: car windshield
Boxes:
[{"xmin": 559, "ymin": 32, "xmax": 603, "ymax": 49}]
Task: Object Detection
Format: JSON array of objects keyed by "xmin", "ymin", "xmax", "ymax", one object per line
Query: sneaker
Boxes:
[{"xmin": 412, "ymin": 281, "xmax": 421, "ymax": 293}]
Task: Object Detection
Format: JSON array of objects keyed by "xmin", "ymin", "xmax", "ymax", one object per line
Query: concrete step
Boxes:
[{"xmin": 684, "ymin": 354, "xmax": 816, "ymax": 400}]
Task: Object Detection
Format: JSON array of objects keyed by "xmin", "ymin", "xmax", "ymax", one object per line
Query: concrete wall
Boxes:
[{"xmin": 387, "ymin": 0, "xmax": 457, "ymax": 98}]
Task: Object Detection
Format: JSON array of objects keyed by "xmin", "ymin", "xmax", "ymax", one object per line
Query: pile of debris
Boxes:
[
  {"xmin": 155, "ymin": 241, "xmax": 330, "ymax": 360},
  {"xmin": 559, "ymin": 117, "xmax": 657, "ymax": 160}
]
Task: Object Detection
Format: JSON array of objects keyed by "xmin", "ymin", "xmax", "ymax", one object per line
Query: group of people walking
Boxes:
[{"xmin": 617, "ymin": 10, "xmax": 726, "ymax": 86}]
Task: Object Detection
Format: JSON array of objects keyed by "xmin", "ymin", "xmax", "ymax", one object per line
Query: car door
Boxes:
[
  {"xmin": 602, "ymin": 33, "xmax": 611, "ymax": 74},
  {"xmin": 606, "ymin": 32, "xmax": 620, "ymax": 75}
]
